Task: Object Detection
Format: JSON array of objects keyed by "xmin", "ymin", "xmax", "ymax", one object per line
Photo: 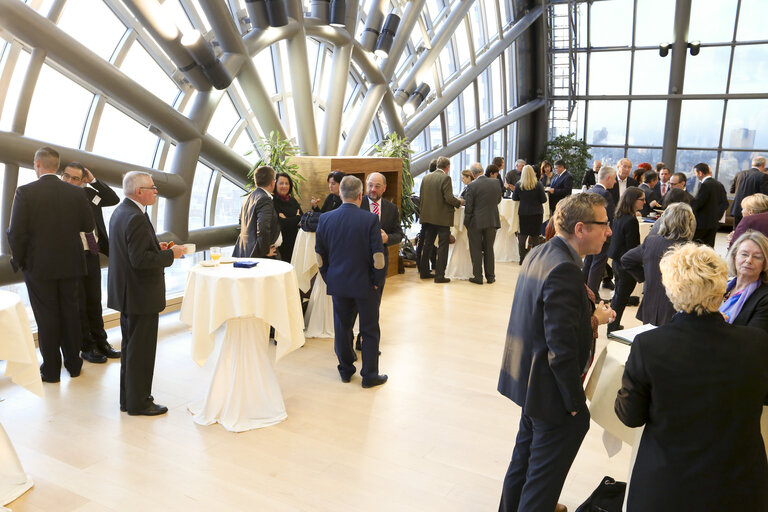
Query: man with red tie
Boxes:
[{"xmin": 658, "ymin": 166, "xmax": 672, "ymax": 198}]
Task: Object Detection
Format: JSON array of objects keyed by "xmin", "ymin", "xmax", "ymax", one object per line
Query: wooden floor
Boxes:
[{"xmin": 1, "ymin": 260, "xmax": 644, "ymax": 512}]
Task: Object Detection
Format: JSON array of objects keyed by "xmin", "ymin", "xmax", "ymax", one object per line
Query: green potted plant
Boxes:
[
  {"xmin": 374, "ymin": 132, "xmax": 418, "ymax": 229},
  {"xmin": 539, "ymin": 133, "xmax": 592, "ymax": 187},
  {"xmin": 246, "ymin": 131, "xmax": 305, "ymax": 196}
]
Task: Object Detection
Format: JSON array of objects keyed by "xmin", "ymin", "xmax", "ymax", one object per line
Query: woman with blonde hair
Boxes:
[
  {"xmin": 616, "ymin": 243, "xmax": 768, "ymax": 511},
  {"xmin": 720, "ymin": 231, "xmax": 768, "ymax": 332},
  {"xmin": 729, "ymin": 193, "xmax": 768, "ymax": 248},
  {"xmin": 512, "ymin": 164, "xmax": 547, "ymax": 263},
  {"xmin": 621, "ymin": 202, "xmax": 696, "ymax": 326}
]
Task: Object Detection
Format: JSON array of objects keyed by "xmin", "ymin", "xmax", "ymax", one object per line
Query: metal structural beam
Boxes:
[
  {"xmin": 284, "ymin": 0, "xmax": 319, "ymax": 154},
  {"xmin": 661, "ymin": 0, "xmax": 692, "ymax": 171}
]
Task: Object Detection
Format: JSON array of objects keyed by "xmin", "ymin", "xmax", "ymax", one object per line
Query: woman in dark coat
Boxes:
[
  {"xmin": 512, "ymin": 164, "xmax": 547, "ymax": 264},
  {"xmin": 606, "ymin": 186, "xmax": 644, "ymax": 332},
  {"xmin": 720, "ymin": 231, "xmax": 768, "ymax": 333},
  {"xmin": 273, "ymin": 172, "xmax": 303, "ymax": 263},
  {"xmin": 311, "ymin": 171, "xmax": 344, "ymax": 213},
  {"xmin": 621, "ymin": 202, "xmax": 695, "ymax": 326},
  {"xmin": 616, "ymin": 243, "xmax": 768, "ymax": 511}
]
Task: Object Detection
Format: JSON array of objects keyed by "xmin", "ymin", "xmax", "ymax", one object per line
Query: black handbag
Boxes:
[
  {"xmin": 299, "ymin": 211, "xmax": 321, "ymax": 232},
  {"xmin": 575, "ymin": 476, "xmax": 626, "ymax": 512}
]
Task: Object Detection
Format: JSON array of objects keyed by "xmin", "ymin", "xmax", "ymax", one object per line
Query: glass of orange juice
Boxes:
[{"xmin": 210, "ymin": 246, "xmax": 221, "ymax": 265}]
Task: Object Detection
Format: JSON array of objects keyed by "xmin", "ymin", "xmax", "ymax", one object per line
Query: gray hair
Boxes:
[
  {"xmin": 727, "ymin": 231, "xmax": 768, "ymax": 282},
  {"xmin": 553, "ymin": 192, "xmax": 606, "ymax": 236},
  {"xmin": 339, "ymin": 175, "xmax": 363, "ymax": 201},
  {"xmin": 469, "ymin": 162, "xmax": 484, "ymax": 177},
  {"xmin": 753, "ymin": 156, "xmax": 767, "ymax": 168},
  {"xmin": 515, "ymin": 159, "xmax": 526, "ymax": 167},
  {"xmin": 597, "ymin": 166, "xmax": 617, "ymax": 182},
  {"xmin": 657, "ymin": 202, "xmax": 696, "ymax": 241},
  {"xmin": 123, "ymin": 171, "xmax": 151, "ymax": 196}
]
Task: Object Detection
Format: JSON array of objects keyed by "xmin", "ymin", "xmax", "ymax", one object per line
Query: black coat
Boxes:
[
  {"xmin": 638, "ymin": 183, "xmax": 661, "ymax": 217},
  {"xmin": 607, "ymin": 214, "xmax": 640, "ymax": 261},
  {"xmin": 586, "ymin": 183, "xmax": 615, "ymax": 221},
  {"xmin": 85, "ymin": 179, "xmax": 120, "ymax": 256},
  {"xmin": 692, "ymin": 177, "xmax": 728, "ymax": 230},
  {"xmin": 464, "ymin": 175, "xmax": 502, "ymax": 229},
  {"xmin": 621, "ymin": 234, "xmax": 680, "ymax": 326},
  {"xmin": 731, "ymin": 168, "xmax": 768, "ymax": 218},
  {"xmin": 547, "ymin": 170, "xmax": 573, "ymax": 212},
  {"xmin": 610, "ymin": 177, "xmax": 639, "ymax": 204},
  {"xmin": 361, "ymin": 195, "xmax": 403, "ymax": 271},
  {"xmin": 731, "ymin": 282, "xmax": 768, "ymax": 334},
  {"xmin": 233, "ymin": 187, "xmax": 280, "ymax": 258},
  {"xmin": 511, "ymin": 181, "xmax": 547, "ymax": 216},
  {"xmin": 273, "ymin": 194, "xmax": 302, "ymax": 263},
  {"xmin": 107, "ymin": 199, "xmax": 174, "ymax": 315},
  {"xmin": 314, "ymin": 193, "xmax": 342, "ymax": 213},
  {"xmin": 615, "ymin": 312, "xmax": 768, "ymax": 511}
]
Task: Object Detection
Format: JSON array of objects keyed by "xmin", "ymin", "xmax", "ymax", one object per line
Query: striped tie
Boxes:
[{"xmin": 372, "ymin": 201, "xmax": 379, "ymax": 216}]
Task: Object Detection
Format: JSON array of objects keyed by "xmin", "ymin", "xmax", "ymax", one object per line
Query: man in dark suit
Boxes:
[
  {"xmin": 504, "ymin": 159, "xmax": 524, "ymax": 196},
  {"xmin": 464, "ymin": 164, "xmax": 502, "ymax": 285},
  {"xmin": 692, "ymin": 162, "xmax": 728, "ymax": 247},
  {"xmin": 497, "ymin": 193, "xmax": 613, "ymax": 512},
  {"xmin": 316, "ymin": 176, "xmax": 388, "ymax": 388},
  {"xmin": 638, "ymin": 170, "xmax": 662, "ymax": 217},
  {"xmin": 584, "ymin": 166, "xmax": 617, "ymax": 298},
  {"xmin": 581, "ymin": 159, "xmax": 600, "ymax": 189},
  {"xmin": 610, "ymin": 157, "xmax": 638, "ymax": 204},
  {"xmin": 7, "ymin": 147, "xmax": 94, "ymax": 383},
  {"xmin": 545, "ymin": 159, "xmax": 573, "ymax": 214},
  {"xmin": 233, "ymin": 165, "xmax": 280, "ymax": 259},
  {"xmin": 657, "ymin": 166, "xmax": 672, "ymax": 198},
  {"xmin": 730, "ymin": 156, "xmax": 768, "ymax": 227},
  {"xmin": 419, "ymin": 156, "xmax": 463, "ymax": 283},
  {"xmin": 61, "ymin": 162, "xmax": 121, "ymax": 364},
  {"xmin": 108, "ymin": 171, "xmax": 184, "ymax": 416}
]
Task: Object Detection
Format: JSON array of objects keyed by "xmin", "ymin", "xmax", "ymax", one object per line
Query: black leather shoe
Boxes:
[
  {"xmin": 127, "ymin": 403, "xmax": 168, "ymax": 416},
  {"xmin": 66, "ymin": 366, "xmax": 82, "ymax": 377},
  {"xmin": 40, "ymin": 372, "xmax": 59, "ymax": 383},
  {"xmin": 627, "ymin": 296, "xmax": 640, "ymax": 307},
  {"xmin": 434, "ymin": 277, "xmax": 451, "ymax": 283},
  {"xmin": 486, "ymin": 277, "xmax": 496, "ymax": 284},
  {"xmin": 362, "ymin": 374, "xmax": 388, "ymax": 388},
  {"xmin": 81, "ymin": 349, "xmax": 107, "ymax": 364},
  {"xmin": 340, "ymin": 374, "xmax": 352, "ymax": 383},
  {"xmin": 420, "ymin": 272, "xmax": 435, "ymax": 279},
  {"xmin": 468, "ymin": 277, "xmax": 483, "ymax": 285},
  {"xmin": 121, "ymin": 395, "xmax": 153, "ymax": 412},
  {"xmin": 96, "ymin": 342, "xmax": 121, "ymax": 359}
]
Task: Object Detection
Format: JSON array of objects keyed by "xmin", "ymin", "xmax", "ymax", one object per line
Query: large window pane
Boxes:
[
  {"xmin": 678, "ymin": 100, "xmax": 724, "ymax": 148},
  {"xmin": 490, "ymin": 57, "xmax": 503, "ymax": 116},
  {"xmin": 463, "ymin": 85, "xmax": 476, "ymax": 132},
  {"xmin": 57, "ymin": 0, "xmax": 126, "ymax": 62},
  {"xmin": 445, "ymin": 97, "xmax": 461, "ymax": 140},
  {"xmin": 189, "ymin": 163, "xmax": 213, "ymax": 230},
  {"xmin": 675, "ymin": 149, "xmax": 717, "ymax": 179},
  {"xmin": 252, "ymin": 49, "xmax": 277, "ymax": 97},
  {"xmin": 737, "ymin": 0, "xmax": 768, "ymax": 42},
  {"xmin": 689, "ymin": 0, "xmax": 737, "ymax": 44},
  {"xmin": 683, "ymin": 46, "xmax": 730, "ymax": 94},
  {"xmin": 720, "ymin": 150, "xmax": 760, "ymax": 184},
  {"xmin": 586, "ymin": 100, "xmax": 628, "ymax": 145},
  {"xmin": 429, "ymin": 117, "xmax": 442, "ymax": 149},
  {"xmin": 213, "ymin": 175, "xmax": 245, "ymax": 226},
  {"xmin": 438, "ymin": 41, "xmax": 456, "ymax": 80},
  {"xmin": 588, "ymin": 51, "xmax": 631, "ymax": 95},
  {"xmin": 469, "ymin": 2, "xmax": 486, "ymax": 50},
  {"xmin": 589, "ymin": 147, "xmax": 625, "ymax": 168},
  {"xmin": 207, "ymin": 94, "xmax": 240, "ymax": 142},
  {"xmin": 92, "ymin": 104, "xmax": 158, "ymax": 167},
  {"xmin": 631, "ymin": 50, "xmax": 669, "ymax": 95},
  {"xmin": 590, "ymin": 0, "xmax": 632, "ymax": 48},
  {"xmin": 120, "ymin": 42, "xmax": 179, "ymax": 106},
  {"xmin": 723, "ymin": 100, "xmax": 768, "ymax": 149},
  {"xmin": 634, "ymin": 0, "xmax": 674, "ymax": 47},
  {"xmin": 483, "ymin": 0, "xmax": 499, "ymax": 40},
  {"xmin": 478, "ymin": 70, "xmax": 491, "ymax": 121},
  {"xmin": 626, "ymin": 148, "xmax": 662, "ymax": 168},
  {"xmin": 729, "ymin": 45, "xmax": 768, "ymax": 94},
  {"xmin": 26, "ymin": 65, "xmax": 92, "ymax": 148},
  {"xmin": 454, "ymin": 23, "xmax": 471, "ymax": 70},
  {"xmin": 627, "ymin": 100, "xmax": 666, "ymax": 146},
  {"xmin": 0, "ymin": 50, "xmax": 31, "ymax": 131}
]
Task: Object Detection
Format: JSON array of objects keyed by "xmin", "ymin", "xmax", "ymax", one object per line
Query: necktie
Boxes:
[
  {"xmin": 85, "ymin": 232, "xmax": 99, "ymax": 255},
  {"xmin": 662, "ymin": 183, "xmax": 667, "ymax": 196},
  {"xmin": 372, "ymin": 201, "xmax": 379, "ymax": 216}
]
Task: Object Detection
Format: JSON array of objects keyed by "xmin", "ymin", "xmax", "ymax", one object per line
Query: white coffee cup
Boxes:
[{"xmin": 182, "ymin": 243, "xmax": 196, "ymax": 254}]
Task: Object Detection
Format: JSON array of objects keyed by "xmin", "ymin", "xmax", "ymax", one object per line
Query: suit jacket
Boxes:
[
  {"xmin": 464, "ymin": 175, "xmax": 502, "ymax": 230},
  {"xmin": 547, "ymin": 170, "xmax": 573, "ymax": 212},
  {"xmin": 731, "ymin": 168, "xmax": 768, "ymax": 217},
  {"xmin": 621, "ymin": 234, "xmax": 680, "ymax": 326},
  {"xmin": 360, "ymin": 196, "xmax": 403, "ymax": 269},
  {"xmin": 730, "ymin": 211, "xmax": 768, "ymax": 249},
  {"xmin": 607, "ymin": 214, "xmax": 640, "ymax": 261},
  {"xmin": 497, "ymin": 236, "xmax": 593, "ymax": 424},
  {"xmin": 581, "ymin": 169, "xmax": 596, "ymax": 188},
  {"xmin": 731, "ymin": 283, "xmax": 768, "ymax": 334},
  {"xmin": 511, "ymin": 181, "xmax": 547, "ymax": 216},
  {"xmin": 419, "ymin": 169, "xmax": 461, "ymax": 226},
  {"xmin": 313, "ymin": 193, "xmax": 342, "ymax": 213},
  {"xmin": 315, "ymin": 203, "xmax": 386, "ymax": 298},
  {"xmin": 107, "ymin": 199, "xmax": 174, "ymax": 315},
  {"xmin": 233, "ymin": 187, "xmax": 280, "ymax": 258},
  {"xmin": 692, "ymin": 177, "xmax": 728, "ymax": 230},
  {"xmin": 85, "ymin": 179, "xmax": 120, "ymax": 255},
  {"xmin": 638, "ymin": 183, "xmax": 661, "ymax": 217},
  {"xmin": 615, "ymin": 312, "xmax": 768, "ymax": 511},
  {"xmin": 7, "ymin": 174, "xmax": 94, "ymax": 280},
  {"xmin": 610, "ymin": 176, "xmax": 639, "ymax": 204},
  {"xmin": 586, "ymin": 183, "xmax": 615, "ymax": 221}
]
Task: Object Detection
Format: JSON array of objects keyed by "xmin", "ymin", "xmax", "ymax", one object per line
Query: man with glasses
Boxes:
[
  {"xmin": 107, "ymin": 171, "xmax": 184, "ymax": 416},
  {"xmin": 7, "ymin": 147, "xmax": 94, "ymax": 383},
  {"xmin": 61, "ymin": 162, "xmax": 121, "ymax": 364}
]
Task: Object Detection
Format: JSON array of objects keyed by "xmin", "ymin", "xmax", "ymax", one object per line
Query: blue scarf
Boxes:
[{"xmin": 719, "ymin": 278, "xmax": 760, "ymax": 324}]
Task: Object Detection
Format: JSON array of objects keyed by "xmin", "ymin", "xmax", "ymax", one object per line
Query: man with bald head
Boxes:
[
  {"xmin": 610, "ymin": 158, "xmax": 638, "ymax": 204},
  {"xmin": 7, "ymin": 147, "xmax": 95, "ymax": 382}
]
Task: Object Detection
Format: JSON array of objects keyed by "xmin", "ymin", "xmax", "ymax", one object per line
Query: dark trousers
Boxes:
[
  {"xmin": 610, "ymin": 260, "xmax": 637, "ymax": 328},
  {"xmin": 332, "ymin": 291, "xmax": 380, "ymax": 380},
  {"xmin": 518, "ymin": 214, "xmax": 543, "ymax": 264},
  {"xmin": 583, "ymin": 239, "xmax": 610, "ymax": 298},
  {"xmin": 420, "ymin": 223, "xmax": 450, "ymax": 278},
  {"xmin": 119, "ymin": 312, "xmax": 159, "ymax": 412},
  {"xmin": 25, "ymin": 273, "xmax": 82, "ymax": 380},
  {"xmin": 79, "ymin": 252, "xmax": 108, "ymax": 351},
  {"xmin": 694, "ymin": 227, "xmax": 717, "ymax": 248},
  {"xmin": 468, "ymin": 226, "xmax": 497, "ymax": 280},
  {"xmin": 415, "ymin": 225, "xmax": 436, "ymax": 275},
  {"xmin": 499, "ymin": 410, "xmax": 590, "ymax": 512}
]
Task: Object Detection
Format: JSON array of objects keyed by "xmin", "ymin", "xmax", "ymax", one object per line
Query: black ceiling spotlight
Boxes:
[
  {"xmin": 310, "ymin": 0, "xmax": 329, "ymax": 23},
  {"xmin": 688, "ymin": 40, "xmax": 701, "ymax": 56},
  {"xmin": 329, "ymin": 0, "xmax": 345, "ymax": 27},
  {"xmin": 182, "ymin": 30, "xmax": 232, "ymax": 89},
  {"xmin": 659, "ymin": 42, "xmax": 670, "ymax": 57},
  {"xmin": 403, "ymin": 82, "xmax": 430, "ymax": 115},
  {"xmin": 244, "ymin": 0, "xmax": 269, "ymax": 30},
  {"xmin": 265, "ymin": 0, "xmax": 289, "ymax": 27},
  {"xmin": 374, "ymin": 13, "xmax": 400, "ymax": 58}
]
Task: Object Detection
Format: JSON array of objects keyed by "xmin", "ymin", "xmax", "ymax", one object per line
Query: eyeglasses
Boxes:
[
  {"xmin": 61, "ymin": 172, "xmax": 82, "ymax": 182},
  {"xmin": 584, "ymin": 220, "xmax": 610, "ymax": 227},
  {"xmin": 139, "ymin": 186, "xmax": 158, "ymax": 191}
]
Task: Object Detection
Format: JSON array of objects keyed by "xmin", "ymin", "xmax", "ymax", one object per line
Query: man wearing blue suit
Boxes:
[
  {"xmin": 316, "ymin": 176, "xmax": 388, "ymax": 388},
  {"xmin": 498, "ymin": 193, "xmax": 614, "ymax": 512},
  {"xmin": 583, "ymin": 166, "xmax": 617, "ymax": 298},
  {"xmin": 545, "ymin": 159, "xmax": 574, "ymax": 215}
]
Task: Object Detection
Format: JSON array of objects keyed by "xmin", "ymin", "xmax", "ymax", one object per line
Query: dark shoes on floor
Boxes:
[
  {"xmin": 81, "ymin": 349, "xmax": 107, "ymax": 364},
  {"xmin": 97, "ymin": 342, "xmax": 121, "ymax": 359},
  {"xmin": 434, "ymin": 277, "xmax": 451, "ymax": 283},
  {"xmin": 469, "ymin": 277, "xmax": 483, "ymax": 285},
  {"xmin": 362, "ymin": 374, "xmax": 388, "ymax": 388},
  {"xmin": 40, "ymin": 372, "xmax": 59, "ymax": 383},
  {"xmin": 420, "ymin": 272, "xmax": 435, "ymax": 279},
  {"xmin": 486, "ymin": 277, "xmax": 496, "ymax": 284},
  {"xmin": 127, "ymin": 402, "xmax": 168, "ymax": 416}
]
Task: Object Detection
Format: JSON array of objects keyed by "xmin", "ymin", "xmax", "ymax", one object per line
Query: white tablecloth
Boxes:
[
  {"xmin": 494, "ymin": 198, "xmax": 551, "ymax": 263},
  {"xmin": 179, "ymin": 259, "xmax": 305, "ymax": 432},
  {"xmin": 291, "ymin": 229, "xmax": 318, "ymax": 293},
  {"xmin": 0, "ymin": 290, "xmax": 40, "ymax": 505},
  {"xmin": 291, "ymin": 230, "xmax": 335, "ymax": 338},
  {"xmin": 446, "ymin": 207, "xmax": 472, "ymax": 280}
]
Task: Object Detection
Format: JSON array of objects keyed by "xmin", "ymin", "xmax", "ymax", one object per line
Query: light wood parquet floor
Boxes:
[{"xmin": 1, "ymin": 258, "xmax": 648, "ymax": 512}]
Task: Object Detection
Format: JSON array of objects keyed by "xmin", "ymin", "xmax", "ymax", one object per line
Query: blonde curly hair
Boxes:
[{"xmin": 660, "ymin": 243, "xmax": 727, "ymax": 315}]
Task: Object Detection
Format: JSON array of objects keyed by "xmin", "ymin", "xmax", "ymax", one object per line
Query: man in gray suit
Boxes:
[
  {"xmin": 419, "ymin": 156, "xmax": 463, "ymax": 283},
  {"xmin": 233, "ymin": 166, "xmax": 281, "ymax": 259},
  {"xmin": 464, "ymin": 164, "xmax": 502, "ymax": 284}
]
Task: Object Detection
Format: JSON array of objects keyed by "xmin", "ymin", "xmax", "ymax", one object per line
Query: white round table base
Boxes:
[{"xmin": 0, "ymin": 423, "xmax": 33, "ymax": 506}]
